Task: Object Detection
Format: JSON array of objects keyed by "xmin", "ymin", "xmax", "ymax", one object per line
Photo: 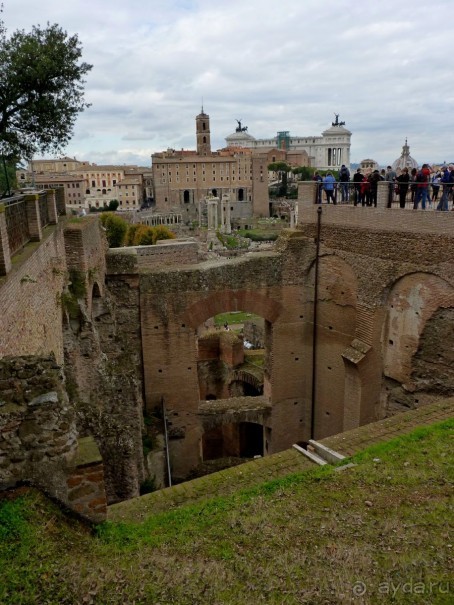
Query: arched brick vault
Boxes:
[
  {"xmin": 183, "ymin": 290, "xmax": 283, "ymax": 329},
  {"xmin": 382, "ymin": 271, "xmax": 454, "ymax": 385}
]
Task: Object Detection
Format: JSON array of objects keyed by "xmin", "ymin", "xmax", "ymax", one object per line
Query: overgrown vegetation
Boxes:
[
  {"xmin": 214, "ymin": 311, "xmax": 261, "ymax": 326},
  {"xmin": 0, "ymin": 419, "xmax": 452, "ymax": 604},
  {"xmin": 100, "ymin": 213, "xmax": 175, "ymax": 248},
  {"xmin": 216, "ymin": 231, "xmax": 249, "ymax": 250},
  {"xmin": 238, "ymin": 229, "xmax": 279, "ymax": 241},
  {"xmin": 89, "ymin": 200, "xmax": 119, "ymax": 213}
]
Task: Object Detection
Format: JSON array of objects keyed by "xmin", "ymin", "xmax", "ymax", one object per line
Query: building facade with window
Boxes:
[
  {"xmin": 151, "ymin": 110, "xmax": 269, "ymax": 221},
  {"xmin": 224, "ymin": 118, "xmax": 352, "ymax": 170}
]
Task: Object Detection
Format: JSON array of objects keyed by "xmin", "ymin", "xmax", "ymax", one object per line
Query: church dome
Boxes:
[
  {"xmin": 392, "ymin": 139, "xmax": 418, "ymax": 171},
  {"xmin": 225, "ymin": 130, "xmax": 256, "ymax": 147}
]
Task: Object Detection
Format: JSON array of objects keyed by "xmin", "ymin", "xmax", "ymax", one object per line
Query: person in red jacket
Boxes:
[{"xmin": 413, "ymin": 164, "xmax": 431, "ymax": 210}]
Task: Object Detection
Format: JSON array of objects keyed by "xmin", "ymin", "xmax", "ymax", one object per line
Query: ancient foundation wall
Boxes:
[
  {"xmin": 0, "ymin": 226, "xmax": 67, "ymax": 363},
  {"xmin": 0, "ymin": 356, "xmax": 107, "ymax": 521}
]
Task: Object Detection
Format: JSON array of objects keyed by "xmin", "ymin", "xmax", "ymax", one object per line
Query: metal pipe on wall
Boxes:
[{"xmin": 310, "ymin": 206, "xmax": 323, "ymax": 440}]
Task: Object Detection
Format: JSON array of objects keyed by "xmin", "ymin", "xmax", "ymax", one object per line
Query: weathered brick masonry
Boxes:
[{"xmin": 1, "ymin": 186, "xmax": 453, "ymax": 498}]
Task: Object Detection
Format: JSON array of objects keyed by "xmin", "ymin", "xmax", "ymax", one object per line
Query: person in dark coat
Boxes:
[{"xmin": 396, "ymin": 168, "xmax": 410, "ymax": 208}]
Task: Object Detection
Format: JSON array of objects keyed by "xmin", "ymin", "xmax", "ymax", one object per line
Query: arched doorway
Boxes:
[
  {"xmin": 183, "ymin": 190, "xmax": 190, "ymax": 203},
  {"xmin": 202, "ymin": 421, "xmax": 263, "ymax": 461},
  {"xmin": 238, "ymin": 188, "xmax": 244, "ymax": 202}
]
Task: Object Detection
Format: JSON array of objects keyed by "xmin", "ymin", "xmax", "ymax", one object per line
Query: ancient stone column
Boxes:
[
  {"xmin": 207, "ymin": 198, "xmax": 219, "ymax": 231},
  {"xmin": 222, "ymin": 195, "xmax": 232, "ymax": 234}
]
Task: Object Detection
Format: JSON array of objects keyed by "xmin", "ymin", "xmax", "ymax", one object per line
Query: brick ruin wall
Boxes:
[
  {"xmin": 1, "ymin": 196, "xmax": 454, "ymax": 498},
  {"xmin": 0, "ymin": 356, "xmax": 107, "ymax": 521},
  {"xmin": 0, "ymin": 218, "xmax": 145, "ymax": 508},
  {"xmin": 0, "ymin": 225, "xmax": 67, "ymax": 363}
]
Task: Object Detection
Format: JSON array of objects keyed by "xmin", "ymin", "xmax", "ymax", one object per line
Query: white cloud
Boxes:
[{"xmin": 3, "ymin": 0, "xmax": 453, "ymax": 165}]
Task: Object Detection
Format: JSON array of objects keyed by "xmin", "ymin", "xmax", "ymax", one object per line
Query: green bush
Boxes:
[
  {"xmin": 151, "ymin": 225, "xmax": 175, "ymax": 244},
  {"xmin": 100, "ymin": 212, "xmax": 128, "ymax": 248}
]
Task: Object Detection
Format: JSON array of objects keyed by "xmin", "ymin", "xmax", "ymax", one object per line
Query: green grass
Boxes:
[
  {"xmin": 214, "ymin": 311, "xmax": 261, "ymax": 326},
  {"xmin": 238, "ymin": 228, "xmax": 280, "ymax": 241},
  {"xmin": 1, "ymin": 419, "xmax": 452, "ymax": 604}
]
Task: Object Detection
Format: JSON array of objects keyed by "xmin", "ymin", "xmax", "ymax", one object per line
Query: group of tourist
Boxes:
[{"xmin": 313, "ymin": 164, "xmax": 454, "ymax": 210}]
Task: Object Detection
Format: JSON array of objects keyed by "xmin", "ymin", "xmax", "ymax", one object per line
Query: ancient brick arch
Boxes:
[
  {"xmin": 307, "ymin": 254, "xmax": 358, "ymax": 437},
  {"xmin": 183, "ymin": 290, "xmax": 283, "ymax": 329},
  {"xmin": 382, "ymin": 272, "xmax": 454, "ymax": 386},
  {"xmin": 229, "ymin": 369, "xmax": 263, "ymax": 396}
]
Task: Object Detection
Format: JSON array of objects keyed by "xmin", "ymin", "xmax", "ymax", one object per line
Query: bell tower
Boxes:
[{"xmin": 196, "ymin": 107, "xmax": 211, "ymax": 156}]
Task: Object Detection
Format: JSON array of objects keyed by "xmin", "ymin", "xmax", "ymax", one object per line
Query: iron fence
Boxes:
[
  {"xmin": 4, "ymin": 196, "xmax": 30, "ymax": 255},
  {"xmin": 311, "ymin": 180, "xmax": 454, "ymax": 210}
]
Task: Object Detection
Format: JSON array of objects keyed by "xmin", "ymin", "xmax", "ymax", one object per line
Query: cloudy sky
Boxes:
[{"xmin": 4, "ymin": 0, "xmax": 453, "ymax": 167}]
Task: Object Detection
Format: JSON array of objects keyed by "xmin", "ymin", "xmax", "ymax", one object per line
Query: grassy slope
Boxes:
[{"xmin": 1, "ymin": 420, "xmax": 452, "ymax": 604}]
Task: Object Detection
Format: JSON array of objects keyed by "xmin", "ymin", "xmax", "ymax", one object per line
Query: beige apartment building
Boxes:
[
  {"xmin": 117, "ymin": 175, "xmax": 143, "ymax": 210},
  {"xmin": 34, "ymin": 174, "xmax": 87, "ymax": 212},
  {"xmin": 17, "ymin": 159, "xmax": 149, "ymax": 211},
  {"xmin": 151, "ymin": 110, "xmax": 270, "ymax": 222}
]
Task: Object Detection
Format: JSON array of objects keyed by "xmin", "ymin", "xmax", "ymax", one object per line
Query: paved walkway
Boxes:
[{"xmin": 108, "ymin": 398, "xmax": 454, "ymax": 522}]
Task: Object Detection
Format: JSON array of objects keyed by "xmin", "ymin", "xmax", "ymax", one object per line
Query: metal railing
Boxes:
[
  {"xmin": 4, "ymin": 196, "xmax": 30, "ymax": 256},
  {"xmin": 311, "ymin": 180, "xmax": 454, "ymax": 210}
]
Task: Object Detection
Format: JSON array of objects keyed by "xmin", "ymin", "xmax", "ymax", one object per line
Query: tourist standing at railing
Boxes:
[
  {"xmin": 396, "ymin": 167, "xmax": 410, "ymax": 209},
  {"xmin": 437, "ymin": 165, "xmax": 453, "ymax": 211},
  {"xmin": 353, "ymin": 168, "xmax": 364, "ymax": 206},
  {"xmin": 323, "ymin": 172, "xmax": 336, "ymax": 204},
  {"xmin": 431, "ymin": 171, "xmax": 442, "ymax": 205},
  {"xmin": 385, "ymin": 166, "xmax": 397, "ymax": 208},
  {"xmin": 413, "ymin": 164, "xmax": 431, "ymax": 210},
  {"xmin": 339, "ymin": 165, "xmax": 350, "ymax": 202},
  {"xmin": 368, "ymin": 170, "xmax": 381, "ymax": 207},
  {"xmin": 313, "ymin": 171, "xmax": 323, "ymax": 204},
  {"xmin": 361, "ymin": 173, "xmax": 370, "ymax": 206}
]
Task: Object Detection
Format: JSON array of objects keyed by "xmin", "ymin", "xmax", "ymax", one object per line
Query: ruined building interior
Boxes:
[{"xmin": 0, "ymin": 176, "xmax": 453, "ymax": 522}]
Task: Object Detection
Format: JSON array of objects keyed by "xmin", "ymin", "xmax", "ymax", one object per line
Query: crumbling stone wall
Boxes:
[
  {"xmin": 63, "ymin": 276, "xmax": 145, "ymax": 504},
  {"xmin": 0, "ymin": 356, "xmax": 77, "ymax": 499}
]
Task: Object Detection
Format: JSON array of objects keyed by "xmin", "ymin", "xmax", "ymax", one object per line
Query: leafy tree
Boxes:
[
  {"xmin": 108, "ymin": 199, "xmax": 119, "ymax": 211},
  {"xmin": 0, "ymin": 156, "xmax": 17, "ymax": 195},
  {"xmin": 0, "ymin": 16, "xmax": 92, "ymax": 160},
  {"xmin": 268, "ymin": 162, "xmax": 291, "ymax": 196},
  {"xmin": 100, "ymin": 213, "xmax": 128, "ymax": 248},
  {"xmin": 292, "ymin": 166, "xmax": 314, "ymax": 181}
]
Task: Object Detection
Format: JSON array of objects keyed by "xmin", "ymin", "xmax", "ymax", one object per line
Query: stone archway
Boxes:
[
  {"xmin": 381, "ymin": 272, "xmax": 454, "ymax": 411},
  {"xmin": 382, "ymin": 272, "xmax": 454, "ymax": 385}
]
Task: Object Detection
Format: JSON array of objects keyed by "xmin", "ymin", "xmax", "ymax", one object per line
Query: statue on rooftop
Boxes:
[
  {"xmin": 236, "ymin": 119, "xmax": 248, "ymax": 133},
  {"xmin": 332, "ymin": 113, "xmax": 345, "ymax": 127}
]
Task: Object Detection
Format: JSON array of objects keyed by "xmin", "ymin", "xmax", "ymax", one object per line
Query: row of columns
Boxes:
[
  {"xmin": 145, "ymin": 214, "xmax": 182, "ymax": 227},
  {"xmin": 205, "ymin": 195, "xmax": 232, "ymax": 234}
]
